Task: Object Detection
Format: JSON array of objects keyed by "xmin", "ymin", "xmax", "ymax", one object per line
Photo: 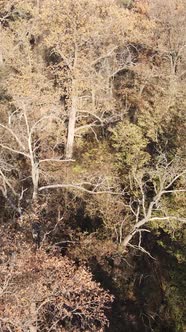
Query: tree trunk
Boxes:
[
  {"xmin": 65, "ymin": 95, "xmax": 78, "ymax": 160},
  {"xmin": 32, "ymin": 162, "xmax": 39, "ymax": 201},
  {"xmin": 29, "ymin": 302, "xmax": 37, "ymax": 332}
]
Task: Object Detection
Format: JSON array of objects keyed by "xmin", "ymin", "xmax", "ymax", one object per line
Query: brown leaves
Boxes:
[{"xmin": 0, "ymin": 248, "xmax": 113, "ymax": 331}]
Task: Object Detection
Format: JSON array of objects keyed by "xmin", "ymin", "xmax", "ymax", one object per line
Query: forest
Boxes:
[{"xmin": 0, "ymin": 0, "xmax": 185, "ymax": 331}]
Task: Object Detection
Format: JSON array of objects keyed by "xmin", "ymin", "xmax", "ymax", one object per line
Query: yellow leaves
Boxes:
[
  {"xmin": 111, "ymin": 121, "xmax": 150, "ymax": 170},
  {"xmin": 20, "ymin": 297, "xmax": 27, "ymax": 303}
]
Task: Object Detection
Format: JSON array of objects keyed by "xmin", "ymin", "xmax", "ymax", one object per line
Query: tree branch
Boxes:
[
  {"xmin": 39, "ymin": 158, "xmax": 75, "ymax": 164},
  {"xmin": 0, "ymin": 124, "xmax": 26, "ymax": 150},
  {"xmin": 39, "ymin": 183, "xmax": 120, "ymax": 195},
  {"xmin": 165, "ymin": 170, "xmax": 186, "ymax": 190},
  {"xmin": 0, "ymin": 143, "xmax": 30, "ymax": 158}
]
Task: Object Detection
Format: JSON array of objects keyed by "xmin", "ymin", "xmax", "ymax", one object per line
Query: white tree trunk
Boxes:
[
  {"xmin": 31, "ymin": 161, "xmax": 39, "ymax": 201},
  {"xmin": 66, "ymin": 95, "xmax": 78, "ymax": 160},
  {"xmin": 29, "ymin": 302, "xmax": 37, "ymax": 332}
]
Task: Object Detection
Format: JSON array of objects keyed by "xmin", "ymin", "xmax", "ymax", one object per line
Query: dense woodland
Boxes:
[{"xmin": 0, "ymin": 0, "xmax": 186, "ymax": 331}]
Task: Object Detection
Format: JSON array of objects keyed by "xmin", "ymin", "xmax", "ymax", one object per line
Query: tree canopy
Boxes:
[{"xmin": 0, "ymin": 1, "xmax": 186, "ymax": 331}]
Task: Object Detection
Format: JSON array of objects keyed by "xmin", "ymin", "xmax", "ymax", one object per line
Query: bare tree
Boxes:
[
  {"xmin": 0, "ymin": 102, "xmax": 69, "ymax": 202},
  {"xmin": 121, "ymin": 156, "xmax": 186, "ymax": 250}
]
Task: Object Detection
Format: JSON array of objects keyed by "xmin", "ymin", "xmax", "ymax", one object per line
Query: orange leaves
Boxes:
[{"xmin": 0, "ymin": 248, "xmax": 113, "ymax": 331}]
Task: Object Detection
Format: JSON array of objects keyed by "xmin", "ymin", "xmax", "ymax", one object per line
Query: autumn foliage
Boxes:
[
  {"xmin": 0, "ymin": 0, "xmax": 186, "ymax": 331},
  {"xmin": 0, "ymin": 248, "xmax": 113, "ymax": 331}
]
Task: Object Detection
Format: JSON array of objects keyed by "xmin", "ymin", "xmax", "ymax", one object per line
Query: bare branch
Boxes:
[
  {"xmin": 0, "ymin": 170, "xmax": 17, "ymax": 196},
  {"xmin": 122, "ymin": 165, "xmax": 186, "ymax": 249},
  {"xmin": 78, "ymin": 110, "xmax": 104, "ymax": 124},
  {"xmin": 165, "ymin": 170, "xmax": 186, "ymax": 190},
  {"xmin": 39, "ymin": 158, "xmax": 75, "ymax": 164},
  {"xmin": 0, "ymin": 124, "xmax": 26, "ymax": 150},
  {"xmin": 149, "ymin": 216, "xmax": 186, "ymax": 223},
  {"xmin": 39, "ymin": 183, "xmax": 120, "ymax": 195},
  {"xmin": 75, "ymin": 123, "xmax": 101, "ymax": 133},
  {"xmin": 91, "ymin": 46, "xmax": 118, "ymax": 66},
  {"xmin": 162, "ymin": 189, "xmax": 186, "ymax": 194},
  {"xmin": 0, "ymin": 143, "xmax": 30, "ymax": 158}
]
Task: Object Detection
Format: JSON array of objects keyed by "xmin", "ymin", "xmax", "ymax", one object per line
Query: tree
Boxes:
[
  {"xmin": 0, "ymin": 101, "xmax": 68, "ymax": 201},
  {"xmin": 0, "ymin": 0, "xmax": 152, "ymax": 206},
  {"xmin": 0, "ymin": 248, "xmax": 113, "ymax": 331},
  {"xmin": 120, "ymin": 155, "xmax": 186, "ymax": 250},
  {"xmin": 0, "ymin": 2, "xmax": 186, "ymax": 331},
  {"xmin": 38, "ymin": 0, "xmax": 154, "ymax": 159},
  {"xmin": 0, "ymin": 0, "xmax": 185, "ymax": 237}
]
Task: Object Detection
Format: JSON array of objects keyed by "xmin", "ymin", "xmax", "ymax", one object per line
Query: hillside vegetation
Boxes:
[{"xmin": 0, "ymin": 1, "xmax": 186, "ymax": 331}]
